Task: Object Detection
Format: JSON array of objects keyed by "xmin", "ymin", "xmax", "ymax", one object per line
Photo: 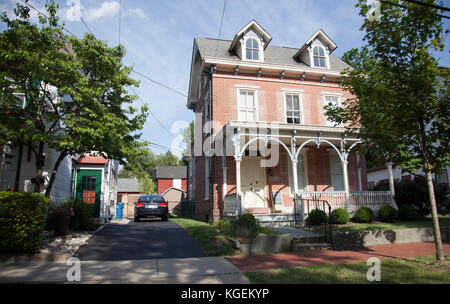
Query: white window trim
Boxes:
[
  {"xmin": 283, "ymin": 91, "xmax": 304, "ymax": 125},
  {"xmin": 310, "ymin": 44, "xmax": 329, "ymax": 69},
  {"xmin": 322, "ymin": 93, "xmax": 342, "ymax": 126},
  {"xmin": 288, "ymin": 152, "xmax": 309, "ymax": 197},
  {"xmin": 242, "ymin": 36, "xmax": 264, "ymax": 63},
  {"xmin": 205, "ymin": 158, "xmax": 209, "ymax": 200},
  {"xmin": 236, "ymin": 87, "xmax": 259, "ymax": 122}
]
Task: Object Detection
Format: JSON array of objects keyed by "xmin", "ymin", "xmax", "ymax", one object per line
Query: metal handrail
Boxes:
[{"xmin": 300, "ymin": 196, "xmax": 333, "ymax": 247}]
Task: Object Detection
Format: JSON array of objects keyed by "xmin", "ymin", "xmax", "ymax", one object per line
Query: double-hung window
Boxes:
[
  {"xmin": 313, "ymin": 45, "xmax": 326, "ymax": 68},
  {"xmin": 330, "ymin": 154, "xmax": 344, "ymax": 191},
  {"xmin": 324, "ymin": 95, "xmax": 340, "ymax": 126},
  {"xmin": 285, "ymin": 94, "xmax": 302, "ymax": 124},
  {"xmin": 246, "ymin": 38, "xmax": 260, "ymax": 61},
  {"xmin": 238, "ymin": 90, "xmax": 257, "ymax": 121}
]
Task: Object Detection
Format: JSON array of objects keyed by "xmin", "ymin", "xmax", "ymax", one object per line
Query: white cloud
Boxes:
[
  {"xmin": 127, "ymin": 8, "xmax": 146, "ymax": 19},
  {"xmin": 84, "ymin": 1, "xmax": 120, "ymax": 22}
]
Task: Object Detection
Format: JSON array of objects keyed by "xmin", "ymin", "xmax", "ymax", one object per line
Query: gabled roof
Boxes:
[
  {"xmin": 228, "ymin": 19, "xmax": 272, "ymax": 52},
  {"xmin": 294, "ymin": 29, "xmax": 337, "ymax": 59},
  {"xmin": 156, "ymin": 166, "xmax": 187, "ymax": 179},
  {"xmin": 117, "ymin": 178, "xmax": 140, "ymax": 193},
  {"xmin": 76, "ymin": 155, "xmax": 108, "ymax": 164}
]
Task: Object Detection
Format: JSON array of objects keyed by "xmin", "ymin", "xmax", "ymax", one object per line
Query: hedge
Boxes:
[{"xmin": 0, "ymin": 192, "xmax": 49, "ymax": 254}]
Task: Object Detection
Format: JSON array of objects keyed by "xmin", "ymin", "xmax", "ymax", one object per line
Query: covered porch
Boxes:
[{"xmin": 218, "ymin": 121, "xmax": 396, "ymax": 223}]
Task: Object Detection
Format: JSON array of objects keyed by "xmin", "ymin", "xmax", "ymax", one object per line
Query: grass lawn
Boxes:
[
  {"xmin": 170, "ymin": 217, "xmax": 240, "ymax": 256},
  {"xmin": 307, "ymin": 217, "xmax": 450, "ymax": 233},
  {"xmin": 245, "ymin": 255, "xmax": 450, "ymax": 284}
]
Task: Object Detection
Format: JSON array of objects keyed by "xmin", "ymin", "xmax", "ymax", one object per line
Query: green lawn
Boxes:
[
  {"xmin": 331, "ymin": 218, "xmax": 450, "ymax": 232},
  {"xmin": 170, "ymin": 217, "xmax": 240, "ymax": 256},
  {"xmin": 245, "ymin": 255, "xmax": 450, "ymax": 284}
]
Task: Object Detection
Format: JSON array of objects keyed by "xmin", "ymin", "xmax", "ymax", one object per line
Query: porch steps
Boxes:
[
  {"xmin": 254, "ymin": 214, "xmax": 299, "ymax": 228},
  {"xmin": 291, "ymin": 236, "xmax": 331, "ymax": 252}
]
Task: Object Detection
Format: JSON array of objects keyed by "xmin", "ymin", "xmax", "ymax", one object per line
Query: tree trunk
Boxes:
[
  {"xmin": 45, "ymin": 151, "xmax": 68, "ymax": 197},
  {"xmin": 34, "ymin": 141, "xmax": 45, "ymax": 193},
  {"xmin": 426, "ymin": 170, "xmax": 445, "ymax": 262}
]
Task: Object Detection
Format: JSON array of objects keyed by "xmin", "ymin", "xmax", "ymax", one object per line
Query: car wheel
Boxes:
[
  {"xmin": 161, "ymin": 216, "xmax": 168, "ymax": 221},
  {"xmin": 134, "ymin": 217, "xmax": 140, "ymax": 222}
]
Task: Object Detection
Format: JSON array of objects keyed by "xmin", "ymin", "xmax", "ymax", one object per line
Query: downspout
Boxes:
[{"xmin": 208, "ymin": 67, "xmax": 214, "ymax": 223}]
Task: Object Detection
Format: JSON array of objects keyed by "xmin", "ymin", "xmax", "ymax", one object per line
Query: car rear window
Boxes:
[{"xmin": 138, "ymin": 196, "xmax": 164, "ymax": 203}]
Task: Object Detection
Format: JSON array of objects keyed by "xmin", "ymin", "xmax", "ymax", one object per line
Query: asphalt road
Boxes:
[{"xmin": 76, "ymin": 218, "xmax": 206, "ymax": 261}]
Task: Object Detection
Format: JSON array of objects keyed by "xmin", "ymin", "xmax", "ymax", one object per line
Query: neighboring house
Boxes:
[
  {"xmin": 367, "ymin": 165, "xmax": 450, "ymax": 190},
  {"xmin": 0, "ymin": 141, "xmax": 73, "ymax": 203},
  {"xmin": 72, "ymin": 154, "xmax": 118, "ymax": 224},
  {"xmin": 156, "ymin": 166, "xmax": 187, "ymax": 194},
  {"xmin": 185, "ymin": 20, "xmax": 395, "ymax": 223},
  {"xmin": 117, "ymin": 178, "xmax": 141, "ymax": 219}
]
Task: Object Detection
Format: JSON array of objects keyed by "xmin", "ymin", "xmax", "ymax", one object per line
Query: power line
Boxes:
[
  {"xmin": 401, "ymin": 0, "xmax": 450, "ymax": 12},
  {"xmin": 214, "ymin": 0, "xmax": 227, "ymax": 57},
  {"xmin": 131, "ymin": 70, "xmax": 188, "ymax": 98},
  {"xmin": 136, "ymin": 138, "xmax": 184, "ymax": 153},
  {"xmin": 380, "ymin": 0, "xmax": 450, "ymax": 19},
  {"xmin": 129, "ymin": 86, "xmax": 175, "ymax": 139},
  {"xmin": 80, "ymin": 16, "xmax": 93, "ymax": 35}
]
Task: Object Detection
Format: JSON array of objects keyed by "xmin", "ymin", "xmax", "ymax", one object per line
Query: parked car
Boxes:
[{"xmin": 134, "ymin": 195, "xmax": 169, "ymax": 222}]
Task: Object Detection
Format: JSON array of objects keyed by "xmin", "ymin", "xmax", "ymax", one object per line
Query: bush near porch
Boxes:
[
  {"xmin": 45, "ymin": 199, "xmax": 100, "ymax": 232},
  {"xmin": 0, "ymin": 192, "xmax": 49, "ymax": 254}
]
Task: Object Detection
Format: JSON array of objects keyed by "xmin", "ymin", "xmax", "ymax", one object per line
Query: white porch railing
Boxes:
[{"xmin": 299, "ymin": 191, "xmax": 395, "ymax": 214}]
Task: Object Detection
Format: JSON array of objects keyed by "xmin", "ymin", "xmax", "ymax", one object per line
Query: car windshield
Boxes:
[{"xmin": 138, "ymin": 196, "xmax": 164, "ymax": 203}]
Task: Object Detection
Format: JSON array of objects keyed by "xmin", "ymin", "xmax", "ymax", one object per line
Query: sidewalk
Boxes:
[
  {"xmin": 226, "ymin": 242, "xmax": 450, "ymax": 272},
  {"xmin": 0, "ymin": 256, "xmax": 250, "ymax": 284}
]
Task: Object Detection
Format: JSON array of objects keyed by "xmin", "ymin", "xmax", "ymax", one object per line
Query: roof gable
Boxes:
[
  {"xmin": 294, "ymin": 29, "xmax": 337, "ymax": 59},
  {"xmin": 228, "ymin": 20, "xmax": 272, "ymax": 53}
]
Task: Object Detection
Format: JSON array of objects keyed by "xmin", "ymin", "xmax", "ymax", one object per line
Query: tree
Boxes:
[
  {"xmin": 0, "ymin": 1, "xmax": 148, "ymax": 196},
  {"xmin": 325, "ymin": 0, "xmax": 449, "ymax": 261},
  {"xmin": 182, "ymin": 120, "xmax": 194, "ymax": 156},
  {"xmin": 138, "ymin": 174, "xmax": 156, "ymax": 194}
]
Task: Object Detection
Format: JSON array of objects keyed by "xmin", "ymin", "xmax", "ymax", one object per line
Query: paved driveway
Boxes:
[{"xmin": 76, "ymin": 219, "xmax": 206, "ymax": 261}]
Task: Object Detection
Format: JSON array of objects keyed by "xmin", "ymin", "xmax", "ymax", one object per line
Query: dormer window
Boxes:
[
  {"xmin": 313, "ymin": 45, "xmax": 326, "ymax": 68},
  {"xmin": 245, "ymin": 38, "xmax": 260, "ymax": 60}
]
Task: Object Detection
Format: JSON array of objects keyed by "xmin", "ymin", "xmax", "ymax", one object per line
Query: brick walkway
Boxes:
[{"xmin": 226, "ymin": 242, "xmax": 450, "ymax": 272}]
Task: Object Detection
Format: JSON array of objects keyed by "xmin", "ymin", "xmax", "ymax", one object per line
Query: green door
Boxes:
[{"xmin": 76, "ymin": 170, "xmax": 102, "ymax": 217}]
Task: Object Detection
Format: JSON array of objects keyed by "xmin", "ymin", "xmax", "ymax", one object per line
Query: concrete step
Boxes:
[
  {"xmin": 292, "ymin": 242, "xmax": 331, "ymax": 252},
  {"xmin": 292, "ymin": 236, "xmax": 328, "ymax": 244}
]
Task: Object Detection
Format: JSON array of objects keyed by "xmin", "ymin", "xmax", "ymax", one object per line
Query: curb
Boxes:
[{"xmin": 0, "ymin": 252, "xmax": 73, "ymax": 263}]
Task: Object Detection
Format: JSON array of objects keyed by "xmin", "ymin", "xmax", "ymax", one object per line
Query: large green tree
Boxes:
[
  {"xmin": 326, "ymin": 0, "xmax": 449, "ymax": 261},
  {"xmin": 0, "ymin": 1, "xmax": 148, "ymax": 195}
]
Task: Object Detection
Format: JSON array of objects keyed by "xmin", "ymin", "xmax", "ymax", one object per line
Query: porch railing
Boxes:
[{"xmin": 298, "ymin": 191, "xmax": 395, "ymax": 214}]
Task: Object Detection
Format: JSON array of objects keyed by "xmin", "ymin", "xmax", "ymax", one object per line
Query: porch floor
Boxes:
[{"xmin": 272, "ymin": 227, "xmax": 322, "ymax": 239}]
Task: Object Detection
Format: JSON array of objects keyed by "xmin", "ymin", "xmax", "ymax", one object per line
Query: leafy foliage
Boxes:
[
  {"xmin": 231, "ymin": 214, "xmax": 259, "ymax": 238},
  {"xmin": 353, "ymin": 207, "xmax": 374, "ymax": 223},
  {"xmin": 138, "ymin": 174, "xmax": 157, "ymax": 194},
  {"xmin": 398, "ymin": 204, "xmax": 418, "ymax": 221},
  {"xmin": 64, "ymin": 199, "xmax": 96, "ymax": 231},
  {"xmin": 0, "ymin": 1, "xmax": 148, "ymax": 195},
  {"xmin": 378, "ymin": 205, "xmax": 398, "ymax": 222},
  {"xmin": 0, "ymin": 192, "xmax": 49, "ymax": 254},
  {"xmin": 330, "ymin": 208, "xmax": 350, "ymax": 224},
  {"xmin": 308, "ymin": 209, "xmax": 328, "ymax": 225}
]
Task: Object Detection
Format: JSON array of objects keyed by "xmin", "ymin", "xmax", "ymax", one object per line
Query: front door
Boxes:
[
  {"xmin": 241, "ymin": 157, "xmax": 266, "ymax": 209},
  {"xmin": 76, "ymin": 170, "xmax": 102, "ymax": 217}
]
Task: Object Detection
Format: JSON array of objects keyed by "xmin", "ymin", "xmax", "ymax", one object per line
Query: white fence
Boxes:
[{"xmin": 299, "ymin": 191, "xmax": 395, "ymax": 214}]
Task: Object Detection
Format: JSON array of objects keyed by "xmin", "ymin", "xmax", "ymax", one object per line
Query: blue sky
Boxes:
[{"xmin": 1, "ymin": 0, "xmax": 449, "ymax": 157}]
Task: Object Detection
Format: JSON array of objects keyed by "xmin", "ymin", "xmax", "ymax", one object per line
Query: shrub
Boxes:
[
  {"xmin": 216, "ymin": 219, "xmax": 233, "ymax": 236},
  {"xmin": 308, "ymin": 209, "xmax": 328, "ymax": 225},
  {"xmin": 353, "ymin": 207, "xmax": 374, "ymax": 223},
  {"xmin": 231, "ymin": 214, "xmax": 258, "ymax": 238},
  {"xmin": 0, "ymin": 192, "xmax": 49, "ymax": 254},
  {"xmin": 330, "ymin": 208, "xmax": 350, "ymax": 224},
  {"xmin": 64, "ymin": 199, "xmax": 96, "ymax": 231},
  {"xmin": 378, "ymin": 205, "xmax": 398, "ymax": 222},
  {"xmin": 395, "ymin": 176, "xmax": 449, "ymax": 219},
  {"xmin": 398, "ymin": 204, "xmax": 418, "ymax": 221}
]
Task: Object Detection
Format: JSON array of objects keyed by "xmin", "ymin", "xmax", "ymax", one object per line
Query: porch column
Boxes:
[
  {"xmin": 236, "ymin": 159, "xmax": 243, "ymax": 214},
  {"xmin": 386, "ymin": 162, "xmax": 395, "ymax": 197},
  {"xmin": 291, "ymin": 159, "xmax": 303, "ymax": 222},
  {"xmin": 342, "ymin": 160, "xmax": 351, "ymax": 210},
  {"xmin": 356, "ymin": 152, "xmax": 363, "ymax": 191}
]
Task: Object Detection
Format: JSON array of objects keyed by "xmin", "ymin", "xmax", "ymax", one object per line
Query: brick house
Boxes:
[{"xmin": 186, "ymin": 20, "xmax": 395, "ymax": 223}]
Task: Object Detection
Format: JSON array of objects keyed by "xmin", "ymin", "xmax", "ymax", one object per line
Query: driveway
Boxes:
[{"xmin": 76, "ymin": 218, "xmax": 206, "ymax": 261}]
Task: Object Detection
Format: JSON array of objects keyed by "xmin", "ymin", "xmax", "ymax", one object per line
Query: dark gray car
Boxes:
[{"xmin": 134, "ymin": 195, "xmax": 169, "ymax": 222}]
